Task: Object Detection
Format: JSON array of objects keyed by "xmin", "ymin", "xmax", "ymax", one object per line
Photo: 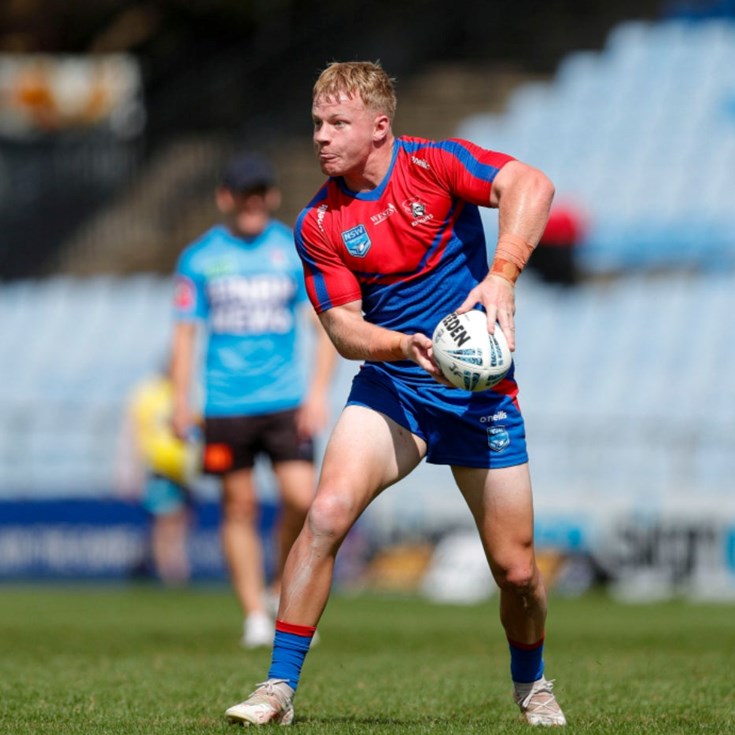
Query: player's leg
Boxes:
[
  {"xmin": 453, "ymin": 463, "xmax": 545, "ymax": 641},
  {"xmin": 204, "ymin": 416, "xmax": 274, "ymax": 647},
  {"xmin": 151, "ymin": 507, "xmax": 191, "ymax": 585},
  {"xmin": 452, "ymin": 463, "xmax": 566, "ymax": 726},
  {"xmin": 225, "ymin": 405, "xmax": 426, "ymax": 725},
  {"xmin": 220, "ymin": 467, "xmax": 273, "ymax": 648},
  {"xmin": 264, "ymin": 409, "xmax": 318, "ymax": 612},
  {"xmin": 270, "ymin": 459, "xmax": 314, "ymax": 606},
  {"xmin": 142, "ymin": 474, "xmax": 191, "ymax": 585},
  {"xmin": 279, "ymin": 404, "xmax": 425, "ymax": 624}
]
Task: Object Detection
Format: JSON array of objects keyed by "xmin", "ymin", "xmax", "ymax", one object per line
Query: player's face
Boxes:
[
  {"xmin": 216, "ymin": 187, "xmax": 280, "ymax": 238},
  {"xmin": 312, "ymin": 93, "xmax": 382, "ymax": 181}
]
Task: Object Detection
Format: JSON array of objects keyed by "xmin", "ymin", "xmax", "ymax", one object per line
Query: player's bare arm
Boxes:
[
  {"xmin": 457, "ymin": 160, "xmax": 554, "ymax": 351},
  {"xmin": 318, "ymin": 300, "xmax": 443, "ymax": 379},
  {"xmin": 170, "ymin": 321, "xmax": 197, "ymax": 439},
  {"xmin": 295, "ymin": 308, "xmax": 338, "ymax": 439}
]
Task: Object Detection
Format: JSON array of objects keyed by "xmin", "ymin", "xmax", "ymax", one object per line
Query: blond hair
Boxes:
[{"xmin": 313, "ymin": 61, "xmax": 397, "ymax": 120}]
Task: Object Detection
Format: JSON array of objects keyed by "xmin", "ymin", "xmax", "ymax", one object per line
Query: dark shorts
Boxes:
[
  {"xmin": 202, "ymin": 409, "xmax": 314, "ymax": 475},
  {"xmin": 346, "ymin": 364, "xmax": 528, "ymax": 469}
]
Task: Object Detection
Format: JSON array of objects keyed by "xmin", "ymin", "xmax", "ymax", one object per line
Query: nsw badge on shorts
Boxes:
[{"xmin": 487, "ymin": 426, "xmax": 510, "ymax": 453}]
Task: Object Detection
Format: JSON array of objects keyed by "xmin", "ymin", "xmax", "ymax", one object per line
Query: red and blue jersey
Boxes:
[{"xmin": 294, "ymin": 136, "xmax": 513, "ymax": 383}]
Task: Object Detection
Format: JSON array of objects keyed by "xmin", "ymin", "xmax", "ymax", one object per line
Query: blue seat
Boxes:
[{"xmin": 454, "ymin": 18, "xmax": 735, "ymax": 274}]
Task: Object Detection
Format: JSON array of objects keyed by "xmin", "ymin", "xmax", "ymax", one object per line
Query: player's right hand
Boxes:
[
  {"xmin": 404, "ymin": 333, "xmax": 450, "ymax": 384},
  {"xmin": 171, "ymin": 402, "xmax": 194, "ymax": 441}
]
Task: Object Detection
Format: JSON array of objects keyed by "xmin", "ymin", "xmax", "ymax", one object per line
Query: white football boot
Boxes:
[
  {"xmin": 513, "ymin": 676, "xmax": 567, "ymax": 726},
  {"xmin": 225, "ymin": 679, "xmax": 295, "ymax": 726},
  {"xmin": 241, "ymin": 612, "xmax": 275, "ymax": 649}
]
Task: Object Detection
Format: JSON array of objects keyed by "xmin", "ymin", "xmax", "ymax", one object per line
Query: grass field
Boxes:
[{"xmin": 1, "ymin": 585, "xmax": 733, "ymax": 734}]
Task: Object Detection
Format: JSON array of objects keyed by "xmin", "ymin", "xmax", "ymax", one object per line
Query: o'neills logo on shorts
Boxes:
[{"xmin": 441, "ymin": 312, "xmax": 471, "ymax": 347}]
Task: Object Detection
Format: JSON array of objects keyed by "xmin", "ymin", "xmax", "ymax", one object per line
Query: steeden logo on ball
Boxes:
[{"xmin": 431, "ymin": 310, "xmax": 511, "ymax": 392}]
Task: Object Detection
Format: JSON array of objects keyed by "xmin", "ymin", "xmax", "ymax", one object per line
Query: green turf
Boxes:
[{"xmin": 0, "ymin": 585, "xmax": 733, "ymax": 734}]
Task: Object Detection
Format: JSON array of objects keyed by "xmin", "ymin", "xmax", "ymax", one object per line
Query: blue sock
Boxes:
[
  {"xmin": 508, "ymin": 636, "xmax": 545, "ymax": 683},
  {"xmin": 267, "ymin": 620, "xmax": 316, "ymax": 691}
]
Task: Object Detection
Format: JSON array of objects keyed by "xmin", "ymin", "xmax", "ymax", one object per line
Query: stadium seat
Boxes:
[
  {"xmin": 1, "ymin": 270, "xmax": 734, "ymax": 540},
  {"xmin": 457, "ymin": 18, "xmax": 735, "ymax": 274}
]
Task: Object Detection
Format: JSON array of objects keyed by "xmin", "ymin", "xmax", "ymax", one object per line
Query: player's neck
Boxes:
[
  {"xmin": 226, "ymin": 214, "xmax": 271, "ymax": 240},
  {"xmin": 343, "ymin": 137, "xmax": 395, "ymax": 193}
]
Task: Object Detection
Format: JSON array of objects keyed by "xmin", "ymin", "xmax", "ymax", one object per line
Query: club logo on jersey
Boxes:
[
  {"xmin": 341, "ymin": 224, "xmax": 371, "ymax": 257},
  {"xmin": 174, "ymin": 275, "xmax": 196, "ymax": 312},
  {"xmin": 402, "ymin": 197, "xmax": 434, "ymax": 227},
  {"xmin": 203, "ymin": 257, "xmax": 236, "ymax": 278},
  {"xmin": 487, "ymin": 426, "xmax": 510, "ymax": 453},
  {"xmin": 405, "ymin": 198, "xmax": 425, "ymax": 217}
]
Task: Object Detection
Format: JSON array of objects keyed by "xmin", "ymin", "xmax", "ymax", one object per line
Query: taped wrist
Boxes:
[{"xmin": 490, "ymin": 234, "xmax": 535, "ymax": 284}]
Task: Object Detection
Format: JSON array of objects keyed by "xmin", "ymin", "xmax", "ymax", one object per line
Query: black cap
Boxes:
[{"xmin": 221, "ymin": 152, "xmax": 276, "ymax": 191}]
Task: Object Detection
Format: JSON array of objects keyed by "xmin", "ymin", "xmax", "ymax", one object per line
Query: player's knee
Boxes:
[
  {"xmin": 493, "ymin": 559, "xmax": 537, "ymax": 594},
  {"xmin": 283, "ymin": 492, "xmax": 312, "ymax": 518},
  {"xmin": 306, "ymin": 490, "xmax": 355, "ymax": 543},
  {"xmin": 221, "ymin": 495, "xmax": 258, "ymax": 523}
]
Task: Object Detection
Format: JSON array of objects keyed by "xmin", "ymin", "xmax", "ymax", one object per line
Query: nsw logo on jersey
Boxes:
[{"xmin": 341, "ymin": 224, "xmax": 372, "ymax": 257}]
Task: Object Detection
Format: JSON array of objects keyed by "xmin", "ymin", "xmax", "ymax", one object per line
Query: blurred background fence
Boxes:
[{"xmin": 1, "ymin": 0, "xmax": 735, "ymax": 600}]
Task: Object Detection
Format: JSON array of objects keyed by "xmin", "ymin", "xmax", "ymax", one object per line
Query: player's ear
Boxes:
[
  {"xmin": 265, "ymin": 187, "xmax": 282, "ymax": 212},
  {"xmin": 216, "ymin": 187, "xmax": 235, "ymax": 214},
  {"xmin": 373, "ymin": 113, "xmax": 391, "ymax": 143}
]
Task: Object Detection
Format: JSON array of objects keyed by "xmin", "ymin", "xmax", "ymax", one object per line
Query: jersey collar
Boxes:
[{"xmin": 336, "ymin": 140, "xmax": 400, "ymax": 201}]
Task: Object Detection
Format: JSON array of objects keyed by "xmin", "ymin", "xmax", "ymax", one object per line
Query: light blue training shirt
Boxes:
[{"xmin": 174, "ymin": 221, "xmax": 309, "ymax": 417}]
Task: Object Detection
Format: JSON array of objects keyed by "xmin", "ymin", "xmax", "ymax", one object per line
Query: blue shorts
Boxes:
[
  {"xmin": 346, "ymin": 364, "xmax": 528, "ymax": 469},
  {"xmin": 142, "ymin": 474, "xmax": 190, "ymax": 516}
]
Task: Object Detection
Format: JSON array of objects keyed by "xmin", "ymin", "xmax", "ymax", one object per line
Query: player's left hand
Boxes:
[
  {"xmin": 295, "ymin": 391, "xmax": 330, "ymax": 439},
  {"xmin": 402, "ymin": 333, "xmax": 453, "ymax": 386},
  {"xmin": 455, "ymin": 274, "xmax": 517, "ymax": 351}
]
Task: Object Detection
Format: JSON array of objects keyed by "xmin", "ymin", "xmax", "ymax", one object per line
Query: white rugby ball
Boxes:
[{"xmin": 431, "ymin": 310, "xmax": 512, "ymax": 391}]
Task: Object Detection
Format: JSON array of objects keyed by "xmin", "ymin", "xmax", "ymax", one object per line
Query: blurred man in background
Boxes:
[{"xmin": 171, "ymin": 152, "xmax": 336, "ymax": 648}]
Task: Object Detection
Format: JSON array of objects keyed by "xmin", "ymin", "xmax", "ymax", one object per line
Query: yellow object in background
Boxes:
[{"xmin": 129, "ymin": 375, "xmax": 200, "ymax": 485}]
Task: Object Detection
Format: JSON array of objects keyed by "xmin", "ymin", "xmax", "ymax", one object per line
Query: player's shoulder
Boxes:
[
  {"xmin": 397, "ymin": 134, "xmax": 435, "ymax": 151},
  {"xmin": 267, "ymin": 218, "xmax": 293, "ymax": 239},
  {"xmin": 263, "ymin": 218, "xmax": 296, "ymax": 248},
  {"xmin": 295, "ymin": 182, "xmax": 331, "ymax": 236},
  {"xmin": 176, "ymin": 225, "xmax": 229, "ymax": 269},
  {"xmin": 263, "ymin": 219, "xmax": 303, "ymax": 268},
  {"xmin": 395, "ymin": 135, "xmax": 468, "ymax": 174},
  {"xmin": 398, "ymin": 134, "xmax": 481, "ymax": 159},
  {"xmin": 397, "ymin": 134, "xmax": 471, "ymax": 154},
  {"xmin": 402, "ymin": 135, "xmax": 515, "ymax": 180}
]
